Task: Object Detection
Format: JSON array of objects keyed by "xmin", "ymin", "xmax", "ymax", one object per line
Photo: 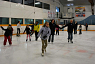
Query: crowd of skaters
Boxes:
[{"xmin": 0, "ymin": 19, "xmax": 89, "ymax": 56}]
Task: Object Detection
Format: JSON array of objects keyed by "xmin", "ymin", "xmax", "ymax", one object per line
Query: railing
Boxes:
[{"xmin": 74, "ymin": 19, "xmax": 95, "ymax": 25}]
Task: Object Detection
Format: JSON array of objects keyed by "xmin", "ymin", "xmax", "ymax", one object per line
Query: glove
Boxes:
[{"xmin": 43, "ymin": 35, "xmax": 47, "ymax": 39}]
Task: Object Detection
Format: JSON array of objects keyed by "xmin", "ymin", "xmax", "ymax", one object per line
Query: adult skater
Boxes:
[
  {"xmin": 1, "ymin": 26, "xmax": 12, "ymax": 46},
  {"xmin": 23, "ymin": 25, "xmax": 31, "ymax": 41},
  {"xmin": 85, "ymin": 23, "xmax": 88, "ymax": 31},
  {"xmin": 79, "ymin": 24, "xmax": 82, "ymax": 35},
  {"xmin": 37, "ymin": 22, "xmax": 51, "ymax": 56},
  {"xmin": 48, "ymin": 19, "xmax": 60, "ymax": 44},
  {"xmin": 17, "ymin": 21, "xmax": 21, "ymax": 36},
  {"xmin": 74, "ymin": 21, "xmax": 78, "ymax": 34},
  {"xmin": 29, "ymin": 23, "xmax": 34, "ymax": 36},
  {"xmin": 61, "ymin": 20, "xmax": 74, "ymax": 43},
  {"xmin": 34, "ymin": 21, "xmax": 40, "ymax": 41}
]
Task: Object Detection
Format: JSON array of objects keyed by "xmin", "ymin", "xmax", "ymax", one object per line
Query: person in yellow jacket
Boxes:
[{"xmin": 34, "ymin": 21, "xmax": 40, "ymax": 41}]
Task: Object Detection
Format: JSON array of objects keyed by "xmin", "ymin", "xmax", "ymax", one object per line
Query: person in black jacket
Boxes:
[
  {"xmin": 29, "ymin": 23, "xmax": 34, "ymax": 36},
  {"xmin": 79, "ymin": 24, "xmax": 82, "ymax": 35},
  {"xmin": 62, "ymin": 20, "xmax": 74, "ymax": 43},
  {"xmin": 23, "ymin": 25, "xmax": 31, "ymax": 41},
  {"xmin": 85, "ymin": 23, "xmax": 88, "ymax": 31},
  {"xmin": 1, "ymin": 26, "xmax": 12, "ymax": 46},
  {"xmin": 74, "ymin": 21, "xmax": 78, "ymax": 34},
  {"xmin": 48, "ymin": 19, "xmax": 60, "ymax": 43}
]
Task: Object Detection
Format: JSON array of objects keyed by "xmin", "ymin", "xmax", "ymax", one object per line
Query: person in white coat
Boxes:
[{"xmin": 17, "ymin": 21, "xmax": 21, "ymax": 36}]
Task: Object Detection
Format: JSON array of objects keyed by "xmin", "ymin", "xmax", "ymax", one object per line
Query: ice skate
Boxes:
[
  {"xmin": 41, "ymin": 53, "xmax": 44, "ymax": 56},
  {"xmin": 26, "ymin": 39, "xmax": 28, "ymax": 42}
]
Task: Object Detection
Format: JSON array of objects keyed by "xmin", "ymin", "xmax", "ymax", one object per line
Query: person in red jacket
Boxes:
[{"xmin": 1, "ymin": 26, "xmax": 12, "ymax": 46}]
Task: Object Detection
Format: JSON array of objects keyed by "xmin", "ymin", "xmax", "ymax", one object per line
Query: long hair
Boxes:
[{"xmin": 43, "ymin": 22, "xmax": 49, "ymax": 27}]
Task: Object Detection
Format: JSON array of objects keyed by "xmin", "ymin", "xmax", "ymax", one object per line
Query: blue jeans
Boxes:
[
  {"xmin": 68, "ymin": 33, "xmax": 73, "ymax": 40},
  {"xmin": 10, "ymin": 34, "xmax": 12, "ymax": 41}
]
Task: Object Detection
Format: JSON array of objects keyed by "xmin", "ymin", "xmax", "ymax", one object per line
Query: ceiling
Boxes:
[{"xmin": 59, "ymin": 0, "xmax": 95, "ymax": 6}]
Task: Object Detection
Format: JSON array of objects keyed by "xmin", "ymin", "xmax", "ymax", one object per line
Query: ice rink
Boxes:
[{"xmin": 0, "ymin": 31, "xmax": 95, "ymax": 64}]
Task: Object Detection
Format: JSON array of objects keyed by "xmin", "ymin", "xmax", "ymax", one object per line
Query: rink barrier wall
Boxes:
[{"xmin": 0, "ymin": 25, "xmax": 95, "ymax": 37}]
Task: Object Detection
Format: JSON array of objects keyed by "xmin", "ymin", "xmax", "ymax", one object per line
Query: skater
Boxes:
[
  {"xmin": 1, "ymin": 26, "xmax": 12, "ymax": 46},
  {"xmin": 61, "ymin": 20, "xmax": 74, "ymax": 43},
  {"xmin": 23, "ymin": 25, "xmax": 31, "ymax": 41},
  {"xmin": 85, "ymin": 23, "xmax": 88, "ymax": 31},
  {"xmin": 37, "ymin": 22, "xmax": 51, "ymax": 56},
  {"xmin": 56, "ymin": 24, "xmax": 59, "ymax": 35},
  {"xmin": 9, "ymin": 24, "xmax": 13, "ymax": 41},
  {"xmin": 17, "ymin": 21, "xmax": 21, "ymax": 36},
  {"xmin": 34, "ymin": 21, "xmax": 40, "ymax": 41},
  {"xmin": 29, "ymin": 23, "xmax": 34, "ymax": 36},
  {"xmin": 48, "ymin": 19, "xmax": 60, "ymax": 43},
  {"xmin": 79, "ymin": 24, "xmax": 82, "ymax": 35},
  {"xmin": 74, "ymin": 21, "xmax": 78, "ymax": 34}
]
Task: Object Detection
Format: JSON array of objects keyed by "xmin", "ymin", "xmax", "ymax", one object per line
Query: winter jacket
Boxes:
[
  {"xmin": 17, "ymin": 23, "xmax": 21, "ymax": 28},
  {"xmin": 24, "ymin": 27, "xmax": 31, "ymax": 34},
  {"xmin": 29, "ymin": 25, "xmax": 34, "ymax": 30},
  {"xmin": 74, "ymin": 23, "xmax": 78, "ymax": 29},
  {"xmin": 34, "ymin": 24, "xmax": 40, "ymax": 32},
  {"xmin": 79, "ymin": 25, "xmax": 82, "ymax": 30},
  {"xmin": 10, "ymin": 27, "xmax": 13, "ymax": 35},
  {"xmin": 1, "ymin": 27, "xmax": 12, "ymax": 37},
  {"xmin": 49, "ymin": 22, "xmax": 59, "ymax": 35},
  {"xmin": 62, "ymin": 23, "xmax": 74, "ymax": 33},
  {"xmin": 37, "ymin": 26, "xmax": 51, "ymax": 40}
]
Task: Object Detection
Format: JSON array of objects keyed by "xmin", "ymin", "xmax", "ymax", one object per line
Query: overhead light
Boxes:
[
  {"xmin": 67, "ymin": 0, "xmax": 74, "ymax": 1},
  {"xmin": 35, "ymin": 2, "xmax": 40, "ymax": 4},
  {"xmin": 67, "ymin": 4, "xmax": 70, "ymax": 6},
  {"xmin": 67, "ymin": 3, "xmax": 74, "ymax": 6}
]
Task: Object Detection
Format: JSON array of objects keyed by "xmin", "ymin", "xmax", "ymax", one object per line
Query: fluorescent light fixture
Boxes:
[
  {"xmin": 71, "ymin": 4, "xmax": 74, "ymax": 6},
  {"xmin": 67, "ymin": 4, "xmax": 70, "ymax": 6},
  {"xmin": 35, "ymin": 2, "xmax": 40, "ymax": 4},
  {"xmin": 67, "ymin": 3, "xmax": 74, "ymax": 6},
  {"xmin": 67, "ymin": 0, "xmax": 74, "ymax": 1}
]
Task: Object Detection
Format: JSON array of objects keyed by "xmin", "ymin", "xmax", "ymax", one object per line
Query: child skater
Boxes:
[
  {"xmin": 79, "ymin": 24, "xmax": 82, "ymax": 35},
  {"xmin": 56, "ymin": 24, "xmax": 59, "ymax": 35},
  {"xmin": 1, "ymin": 26, "xmax": 12, "ymax": 46},
  {"xmin": 23, "ymin": 25, "xmax": 31, "ymax": 41},
  {"xmin": 37, "ymin": 22, "xmax": 51, "ymax": 56}
]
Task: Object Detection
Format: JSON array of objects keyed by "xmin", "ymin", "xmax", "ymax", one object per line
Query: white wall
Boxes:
[
  {"xmin": 0, "ymin": 0, "xmax": 64, "ymax": 36},
  {"xmin": 63, "ymin": 5, "xmax": 95, "ymax": 20},
  {"xmin": 0, "ymin": 0, "xmax": 64, "ymax": 19}
]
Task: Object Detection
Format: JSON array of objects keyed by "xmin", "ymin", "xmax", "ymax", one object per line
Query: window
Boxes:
[
  {"xmin": 11, "ymin": 0, "xmax": 23, "ymax": 4},
  {"xmin": 25, "ymin": 19, "xmax": 34, "ymax": 24},
  {"xmin": 0, "ymin": 17, "xmax": 9, "ymax": 24},
  {"xmin": 24, "ymin": 0, "xmax": 34, "ymax": 6},
  {"xmin": 56, "ymin": 7, "xmax": 60, "ymax": 12},
  {"xmin": 11, "ymin": 18, "xmax": 23, "ymax": 24},
  {"xmin": 44, "ymin": 3, "xmax": 50, "ymax": 10},
  {"xmin": 44, "ymin": 19, "xmax": 50, "ymax": 23},
  {"xmin": 35, "ymin": 19, "xmax": 42, "ymax": 24},
  {"xmin": 35, "ymin": 1, "xmax": 42, "ymax": 8}
]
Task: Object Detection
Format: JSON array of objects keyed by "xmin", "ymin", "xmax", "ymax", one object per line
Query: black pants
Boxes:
[
  {"xmin": 48, "ymin": 35, "xmax": 54, "ymax": 42},
  {"xmin": 74, "ymin": 29, "xmax": 77, "ymax": 34},
  {"xmin": 17, "ymin": 28, "xmax": 20, "ymax": 35},
  {"xmin": 35, "ymin": 31, "xmax": 38, "ymax": 41},
  {"xmin": 86, "ymin": 27, "xmax": 88, "ymax": 31},
  {"xmin": 79, "ymin": 29, "xmax": 82, "ymax": 34},
  {"xmin": 56, "ymin": 30, "xmax": 59, "ymax": 35}
]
